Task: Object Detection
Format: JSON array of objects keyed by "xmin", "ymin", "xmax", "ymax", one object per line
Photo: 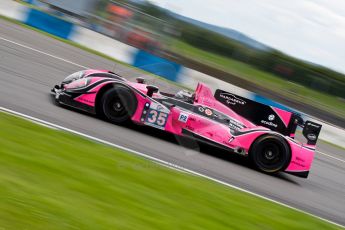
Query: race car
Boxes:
[{"xmin": 51, "ymin": 69, "xmax": 322, "ymax": 178}]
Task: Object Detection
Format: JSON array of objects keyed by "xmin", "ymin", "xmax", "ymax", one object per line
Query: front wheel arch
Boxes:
[
  {"xmin": 95, "ymin": 83, "xmax": 137, "ymax": 123},
  {"xmin": 95, "ymin": 83, "xmax": 115, "ymax": 116}
]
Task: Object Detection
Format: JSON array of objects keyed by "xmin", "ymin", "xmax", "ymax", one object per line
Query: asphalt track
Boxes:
[{"xmin": 0, "ymin": 19, "xmax": 344, "ymax": 226}]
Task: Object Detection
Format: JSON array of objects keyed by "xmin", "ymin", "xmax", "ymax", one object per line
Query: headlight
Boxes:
[
  {"xmin": 62, "ymin": 71, "xmax": 85, "ymax": 84},
  {"xmin": 64, "ymin": 78, "xmax": 89, "ymax": 89}
]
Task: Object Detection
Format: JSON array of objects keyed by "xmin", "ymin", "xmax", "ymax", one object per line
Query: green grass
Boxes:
[
  {"xmin": 171, "ymin": 40, "xmax": 345, "ymax": 118},
  {"xmin": 0, "ymin": 112, "xmax": 342, "ymax": 230}
]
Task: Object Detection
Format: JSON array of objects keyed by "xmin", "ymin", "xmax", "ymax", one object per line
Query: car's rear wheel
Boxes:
[
  {"xmin": 101, "ymin": 85, "xmax": 137, "ymax": 124},
  {"xmin": 249, "ymin": 135, "xmax": 291, "ymax": 173}
]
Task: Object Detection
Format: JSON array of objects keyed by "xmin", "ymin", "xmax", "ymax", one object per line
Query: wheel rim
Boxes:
[
  {"xmin": 113, "ymin": 101, "xmax": 123, "ymax": 112},
  {"xmin": 107, "ymin": 96, "xmax": 127, "ymax": 119},
  {"xmin": 256, "ymin": 141, "xmax": 286, "ymax": 171}
]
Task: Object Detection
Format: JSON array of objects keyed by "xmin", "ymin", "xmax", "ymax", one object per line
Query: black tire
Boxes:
[
  {"xmin": 101, "ymin": 85, "xmax": 137, "ymax": 124},
  {"xmin": 249, "ymin": 135, "xmax": 291, "ymax": 173}
]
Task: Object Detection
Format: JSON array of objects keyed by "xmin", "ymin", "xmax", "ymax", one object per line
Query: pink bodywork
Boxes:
[{"xmin": 65, "ymin": 70, "xmax": 316, "ymax": 174}]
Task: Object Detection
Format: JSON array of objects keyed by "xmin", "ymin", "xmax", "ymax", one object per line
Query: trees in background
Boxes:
[{"xmin": 133, "ymin": 1, "xmax": 345, "ymax": 98}]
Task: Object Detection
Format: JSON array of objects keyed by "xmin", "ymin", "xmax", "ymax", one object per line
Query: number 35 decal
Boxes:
[{"xmin": 146, "ymin": 109, "xmax": 168, "ymax": 128}]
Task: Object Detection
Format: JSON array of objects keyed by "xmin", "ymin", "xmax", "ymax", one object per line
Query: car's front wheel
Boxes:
[
  {"xmin": 249, "ymin": 135, "xmax": 291, "ymax": 173},
  {"xmin": 101, "ymin": 85, "xmax": 137, "ymax": 124}
]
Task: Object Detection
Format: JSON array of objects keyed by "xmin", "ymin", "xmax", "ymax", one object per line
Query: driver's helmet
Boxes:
[{"xmin": 175, "ymin": 90, "xmax": 194, "ymax": 101}]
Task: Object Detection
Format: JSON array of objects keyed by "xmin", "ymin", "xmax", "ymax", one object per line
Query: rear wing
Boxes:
[
  {"xmin": 214, "ymin": 89, "xmax": 322, "ymax": 141},
  {"xmin": 302, "ymin": 121, "xmax": 322, "ymax": 145}
]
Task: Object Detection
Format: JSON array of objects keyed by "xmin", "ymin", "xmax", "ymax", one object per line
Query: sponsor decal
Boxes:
[
  {"xmin": 260, "ymin": 120, "xmax": 278, "ymax": 128},
  {"xmin": 307, "ymin": 133, "xmax": 317, "ymax": 141},
  {"xmin": 291, "ymin": 160, "xmax": 305, "ymax": 167},
  {"xmin": 142, "ymin": 101, "xmax": 169, "ymax": 129},
  {"xmin": 268, "ymin": 114, "xmax": 275, "ymax": 121},
  {"xmin": 296, "ymin": 157, "xmax": 305, "ymax": 162},
  {"xmin": 149, "ymin": 102, "xmax": 169, "ymax": 113},
  {"xmin": 205, "ymin": 108, "xmax": 213, "ymax": 116},
  {"xmin": 229, "ymin": 119, "xmax": 245, "ymax": 131},
  {"xmin": 259, "ymin": 114, "xmax": 278, "ymax": 128},
  {"xmin": 145, "ymin": 109, "xmax": 168, "ymax": 128},
  {"xmin": 198, "ymin": 107, "xmax": 205, "ymax": 112},
  {"xmin": 186, "ymin": 125, "xmax": 194, "ymax": 131},
  {"xmin": 189, "ymin": 117, "xmax": 196, "ymax": 121},
  {"xmin": 306, "ymin": 122, "xmax": 321, "ymax": 129},
  {"xmin": 219, "ymin": 92, "xmax": 246, "ymax": 105},
  {"xmin": 178, "ymin": 112, "xmax": 189, "ymax": 123},
  {"xmin": 156, "ymin": 104, "xmax": 164, "ymax": 111}
]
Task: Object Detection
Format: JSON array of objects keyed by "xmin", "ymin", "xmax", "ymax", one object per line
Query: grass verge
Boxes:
[{"xmin": 0, "ymin": 112, "xmax": 342, "ymax": 230}]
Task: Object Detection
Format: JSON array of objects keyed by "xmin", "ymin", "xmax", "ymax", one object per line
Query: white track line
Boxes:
[
  {"xmin": 0, "ymin": 36, "xmax": 88, "ymax": 69},
  {"xmin": 0, "ymin": 107, "xmax": 344, "ymax": 228},
  {"xmin": 317, "ymin": 151, "xmax": 345, "ymax": 164}
]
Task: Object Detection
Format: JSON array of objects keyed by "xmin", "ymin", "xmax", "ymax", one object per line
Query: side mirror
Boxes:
[
  {"xmin": 146, "ymin": 85, "xmax": 158, "ymax": 97},
  {"xmin": 136, "ymin": 77, "xmax": 145, "ymax": 84}
]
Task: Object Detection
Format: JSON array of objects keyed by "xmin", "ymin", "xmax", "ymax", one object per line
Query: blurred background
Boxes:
[
  {"xmin": 14, "ymin": 0, "xmax": 345, "ymax": 128},
  {"xmin": 1, "ymin": 2, "xmax": 345, "ymax": 229}
]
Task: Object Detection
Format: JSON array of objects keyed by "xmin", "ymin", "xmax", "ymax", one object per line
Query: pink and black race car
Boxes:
[{"xmin": 51, "ymin": 69, "xmax": 322, "ymax": 178}]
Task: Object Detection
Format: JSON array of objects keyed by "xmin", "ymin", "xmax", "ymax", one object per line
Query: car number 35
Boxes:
[{"xmin": 146, "ymin": 109, "xmax": 168, "ymax": 127}]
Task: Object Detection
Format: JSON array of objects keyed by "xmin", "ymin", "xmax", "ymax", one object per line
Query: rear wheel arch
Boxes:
[{"xmin": 249, "ymin": 134, "xmax": 292, "ymax": 173}]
